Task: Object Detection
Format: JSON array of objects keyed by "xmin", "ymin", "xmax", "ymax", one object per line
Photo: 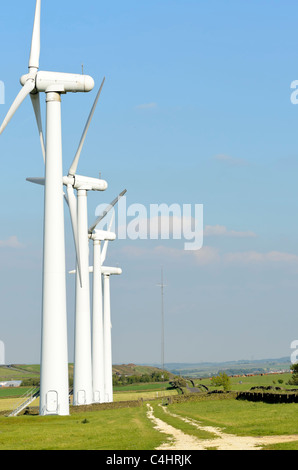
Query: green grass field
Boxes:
[
  {"xmin": 0, "ymin": 406, "xmax": 166, "ymax": 450},
  {"xmin": 164, "ymin": 398, "xmax": 298, "ymax": 450},
  {"xmin": 0, "ymin": 387, "xmax": 33, "ymax": 398},
  {"xmin": 113, "ymin": 382, "xmax": 172, "ymax": 392},
  {"xmin": 167, "ymin": 398, "xmax": 298, "ymax": 437},
  {"xmin": 195, "ymin": 372, "xmax": 296, "ymax": 391},
  {"xmin": 114, "ymin": 389, "xmax": 178, "ymax": 402},
  {"xmin": 0, "ymin": 389, "xmax": 178, "ymax": 414},
  {"xmin": 1, "ymin": 396, "xmax": 297, "ymax": 450},
  {"xmin": 0, "ymin": 369, "xmax": 297, "ymax": 450}
]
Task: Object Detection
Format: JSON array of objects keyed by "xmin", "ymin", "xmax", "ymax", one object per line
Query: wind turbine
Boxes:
[
  {"xmin": 100, "ymin": 214, "xmax": 123, "ymax": 403},
  {"xmin": 69, "ymin": 189, "xmax": 126, "ymax": 403},
  {"xmin": 102, "ymin": 266, "xmax": 122, "ymax": 403},
  {"xmin": 65, "ymin": 79, "xmax": 108, "ymax": 407},
  {"xmin": 27, "ymin": 80, "xmax": 109, "ymax": 407},
  {"xmin": 69, "ymin": 265, "xmax": 122, "ymax": 405},
  {"xmin": 91, "ymin": 230, "xmax": 117, "ymax": 403},
  {"xmin": 88, "ymin": 190, "xmax": 126, "ymax": 403},
  {"xmin": 0, "ymin": 0, "xmax": 95, "ymax": 416}
]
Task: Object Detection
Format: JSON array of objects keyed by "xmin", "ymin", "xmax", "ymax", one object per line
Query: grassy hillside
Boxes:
[
  {"xmin": 194, "ymin": 372, "xmax": 296, "ymax": 392},
  {"xmin": 0, "ymin": 365, "xmax": 40, "ymax": 381},
  {"xmin": 166, "ymin": 357, "xmax": 291, "ymax": 378},
  {"xmin": 0, "ymin": 363, "xmax": 171, "ymax": 384},
  {"xmin": 112, "ymin": 363, "xmax": 174, "ymax": 378}
]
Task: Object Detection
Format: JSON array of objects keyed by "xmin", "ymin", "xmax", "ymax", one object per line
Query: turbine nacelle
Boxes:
[
  {"xmin": 102, "ymin": 266, "xmax": 122, "ymax": 276},
  {"xmin": 96, "ymin": 266, "xmax": 122, "ymax": 275},
  {"xmin": 69, "ymin": 266, "xmax": 122, "ymax": 276},
  {"xmin": 27, "ymin": 175, "xmax": 108, "ymax": 192},
  {"xmin": 91, "ymin": 229, "xmax": 116, "ymax": 242},
  {"xmin": 20, "ymin": 71, "xmax": 95, "ymax": 94},
  {"xmin": 64, "ymin": 175, "xmax": 108, "ymax": 192}
]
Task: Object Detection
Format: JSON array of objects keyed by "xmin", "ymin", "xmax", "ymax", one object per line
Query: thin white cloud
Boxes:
[
  {"xmin": 194, "ymin": 247, "xmax": 298, "ymax": 266},
  {"xmin": 224, "ymin": 250, "xmax": 298, "ymax": 265},
  {"xmin": 135, "ymin": 103, "xmax": 157, "ymax": 110},
  {"xmin": 120, "ymin": 243, "xmax": 298, "ymax": 269},
  {"xmin": 120, "ymin": 244, "xmax": 219, "ymax": 265},
  {"xmin": 213, "ymin": 154, "xmax": 248, "ymax": 166},
  {"xmin": 193, "ymin": 246, "xmax": 220, "ymax": 265},
  {"xmin": 0, "ymin": 236, "xmax": 24, "ymax": 248},
  {"xmin": 204, "ymin": 225, "xmax": 257, "ymax": 238}
]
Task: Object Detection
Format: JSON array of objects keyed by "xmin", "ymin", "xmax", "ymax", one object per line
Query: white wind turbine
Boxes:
[
  {"xmin": 102, "ymin": 262, "xmax": 122, "ymax": 403},
  {"xmin": 90, "ymin": 230, "xmax": 116, "ymax": 403},
  {"xmin": 88, "ymin": 190, "xmax": 126, "ymax": 403},
  {"xmin": 64, "ymin": 79, "xmax": 108, "ymax": 407},
  {"xmin": 69, "ymin": 261, "xmax": 123, "ymax": 405},
  {"xmin": 69, "ymin": 190, "xmax": 126, "ymax": 403},
  {"xmin": 27, "ymin": 80, "xmax": 109, "ymax": 407},
  {"xmin": 0, "ymin": 0, "xmax": 95, "ymax": 416}
]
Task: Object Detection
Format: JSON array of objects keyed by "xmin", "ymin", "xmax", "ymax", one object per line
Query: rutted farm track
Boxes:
[{"xmin": 146, "ymin": 403, "xmax": 298, "ymax": 450}]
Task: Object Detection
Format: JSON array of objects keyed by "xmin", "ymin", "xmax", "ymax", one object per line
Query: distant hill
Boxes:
[
  {"xmin": 0, "ymin": 363, "xmax": 175, "ymax": 382},
  {"xmin": 142, "ymin": 357, "xmax": 292, "ymax": 378},
  {"xmin": 1, "ymin": 358, "xmax": 291, "ymax": 382},
  {"xmin": 113, "ymin": 364, "xmax": 175, "ymax": 378}
]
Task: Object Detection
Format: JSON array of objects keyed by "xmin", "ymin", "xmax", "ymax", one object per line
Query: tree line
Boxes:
[{"xmin": 113, "ymin": 371, "xmax": 169, "ymax": 386}]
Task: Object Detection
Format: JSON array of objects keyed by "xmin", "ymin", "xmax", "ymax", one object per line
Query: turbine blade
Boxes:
[
  {"xmin": 0, "ymin": 79, "xmax": 35, "ymax": 135},
  {"xmin": 29, "ymin": 0, "xmax": 41, "ymax": 70},
  {"xmin": 26, "ymin": 177, "xmax": 45, "ymax": 185},
  {"xmin": 66, "ymin": 185, "xmax": 83, "ymax": 287},
  {"xmin": 88, "ymin": 189, "xmax": 127, "ymax": 234},
  {"xmin": 101, "ymin": 213, "xmax": 115, "ymax": 265},
  {"xmin": 30, "ymin": 93, "xmax": 45, "ymax": 162},
  {"xmin": 63, "ymin": 192, "xmax": 69, "ymax": 206},
  {"xmin": 68, "ymin": 77, "xmax": 105, "ymax": 176}
]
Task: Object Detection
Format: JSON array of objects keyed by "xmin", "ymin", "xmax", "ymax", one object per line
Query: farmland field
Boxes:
[
  {"xmin": 160, "ymin": 398, "xmax": 298, "ymax": 450},
  {"xmin": 114, "ymin": 389, "xmax": 178, "ymax": 402},
  {"xmin": 0, "ymin": 368, "xmax": 298, "ymax": 450},
  {"xmin": 195, "ymin": 372, "xmax": 296, "ymax": 391},
  {"xmin": 0, "ymin": 389, "xmax": 178, "ymax": 414},
  {"xmin": 113, "ymin": 382, "xmax": 172, "ymax": 392},
  {"xmin": 0, "ymin": 406, "xmax": 166, "ymax": 450},
  {"xmin": 0, "ymin": 394, "xmax": 298, "ymax": 450}
]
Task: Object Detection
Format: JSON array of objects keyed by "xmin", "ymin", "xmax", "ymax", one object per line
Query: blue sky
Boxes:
[{"xmin": 0, "ymin": 0, "xmax": 298, "ymax": 365}]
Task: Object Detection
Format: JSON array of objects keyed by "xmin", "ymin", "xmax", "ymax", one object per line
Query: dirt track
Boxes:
[{"xmin": 146, "ymin": 403, "xmax": 298, "ymax": 450}]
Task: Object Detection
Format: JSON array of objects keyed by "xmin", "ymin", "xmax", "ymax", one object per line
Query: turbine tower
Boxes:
[
  {"xmin": 88, "ymin": 190, "xmax": 126, "ymax": 403},
  {"xmin": 28, "ymin": 81, "xmax": 109, "ymax": 407},
  {"xmin": 0, "ymin": 0, "xmax": 95, "ymax": 415},
  {"xmin": 91, "ymin": 231, "xmax": 116, "ymax": 403},
  {"xmin": 99, "ymin": 210, "xmax": 122, "ymax": 403},
  {"xmin": 70, "ymin": 190, "xmax": 126, "ymax": 403},
  {"xmin": 66, "ymin": 79, "xmax": 107, "ymax": 407}
]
